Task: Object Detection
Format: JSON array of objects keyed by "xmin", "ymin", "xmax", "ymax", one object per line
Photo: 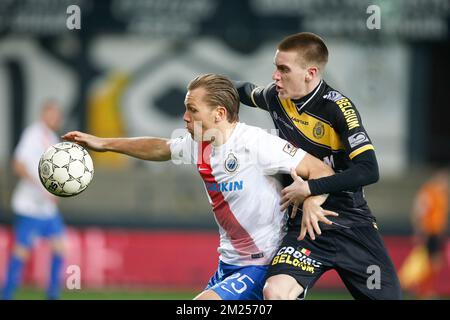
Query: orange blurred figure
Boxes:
[{"xmin": 400, "ymin": 169, "xmax": 449, "ymax": 298}]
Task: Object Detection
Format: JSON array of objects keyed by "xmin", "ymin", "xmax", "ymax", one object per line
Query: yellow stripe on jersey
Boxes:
[
  {"xmin": 279, "ymin": 98, "xmax": 344, "ymax": 151},
  {"xmin": 349, "ymin": 144, "xmax": 375, "ymax": 159}
]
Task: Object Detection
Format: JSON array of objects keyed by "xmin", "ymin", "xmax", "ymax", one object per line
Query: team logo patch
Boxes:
[
  {"xmin": 224, "ymin": 153, "xmax": 239, "ymax": 173},
  {"xmin": 348, "ymin": 132, "xmax": 369, "ymax": 148},
  {"xmin": 313, "ymin": 121, "xmax": 325, "ymax": 139},
  {"xmin": 323, "ymin": 90, "xmax": 344, "ymax": 102},
  {"xmin": 283, "ymin": 143, "xmax": 298, "ymax": 157}
]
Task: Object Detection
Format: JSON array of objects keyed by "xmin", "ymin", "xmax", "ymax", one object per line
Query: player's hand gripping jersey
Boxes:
[
  {"xmin": 239, "ymin": 80, "xmax": 379, "ymax": 230},
  {"xmin": 170, "ymin": 123, "xmax": 306, "ymax": 266}
]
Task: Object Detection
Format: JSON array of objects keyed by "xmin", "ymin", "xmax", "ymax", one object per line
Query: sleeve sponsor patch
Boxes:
[
  {"xmin": 283, "ymin": 142, "xmax": 298, "ymax": 157},
  {"xmin": 348, "ymin": 132, "xmax": 369, "ymax": 148},
  {"xmin": 323, "ymin": 90, "xmax": 345, "ymax": 102}
]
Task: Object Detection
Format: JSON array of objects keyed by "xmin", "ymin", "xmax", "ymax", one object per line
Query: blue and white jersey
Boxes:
[
  {"xmin": 11, "ymin": 122, "xmax": 59, "ymax": 218},
  {"xmin": 170, "ymin": 123, "xmax": 306, "ymax": 266}
]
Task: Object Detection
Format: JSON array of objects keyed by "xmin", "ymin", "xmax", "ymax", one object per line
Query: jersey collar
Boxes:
[{"xmin": 291, "ymin": 80, "xmax": 323, "ymax": 113}]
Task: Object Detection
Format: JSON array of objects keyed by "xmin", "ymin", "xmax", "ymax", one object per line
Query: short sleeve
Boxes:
[
  {"xmin": 251, "ymin": 128, "xmax": 306, "ymax": 175},
  {"xmin": 169, "ymin": 134, "xmax": 195, "ymax": 164}
]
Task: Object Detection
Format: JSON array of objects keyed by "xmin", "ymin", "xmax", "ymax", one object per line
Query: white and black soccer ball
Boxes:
[{"xmin": 38, "ymin": 141, "xmax": 94, "ymax": 197}]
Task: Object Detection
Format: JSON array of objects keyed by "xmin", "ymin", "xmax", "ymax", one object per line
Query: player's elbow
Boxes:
[
  {"xmin": 371, "ymin": 168, "xmax": 380, "ymax": 184},
  {"xmin": 363, "ymin": 160, "xmax": 379, "ymax": 185},
  {"xmin": 353, "ymin": 150, "xmax": 379, "ymax": 186}
]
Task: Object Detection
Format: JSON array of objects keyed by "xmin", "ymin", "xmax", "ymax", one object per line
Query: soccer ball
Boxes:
[{"xmin": 38, "ymin": 141, "xmax": 94, "ymax": 197}]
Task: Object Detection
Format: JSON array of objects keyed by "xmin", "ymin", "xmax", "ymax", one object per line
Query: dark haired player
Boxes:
[{"xmin": 235, "ymin": 32, "xmax": 402, "ymax": 300}]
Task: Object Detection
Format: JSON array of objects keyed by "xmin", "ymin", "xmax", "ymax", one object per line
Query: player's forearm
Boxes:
[
  {"xmin": 232, "ymin": 80, "xmax": 258, "ymax": 107},
  {"xmin": 303, "ymin": 164, "xmax": 334, "ymax": 201},
  {"xmin": 104, "ymin": 137, "xmax": 171, "ymax": 161},
  {"xmin": 13, "ymin": 160, "xmax": 40, "ymax": 185},
  {"xmin": 304, "ymin": 194, "xmax": 328, "ymax": 207},
  {"xmin": 300, "ymin": 154, "xmax": 335, "ymax": 185},
  {"xmin": 296, "ymin": 153, "xmax": 335, "ymax": 182},
  {"xmin": 291, "ymin": 153, "xmax": 334, "ymax": 200},
  {"xmin": 308, "ymin": 150, "xmax": 379, "ymax": 195}
]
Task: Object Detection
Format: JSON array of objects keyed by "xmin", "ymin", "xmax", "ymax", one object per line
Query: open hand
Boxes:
[
  {"xmin": 298, "ymin": 198, "xmax": 338, "ymax": 241},
  {"xmin": 280, "ymin": 168, "xmax": 311, "ymax": 218},
  {"xmin": 62, "ymin": 131, "xmax": 106, "ymax": 152}
]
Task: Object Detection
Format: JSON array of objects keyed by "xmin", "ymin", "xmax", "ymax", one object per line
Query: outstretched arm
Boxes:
[
  {"xmin": 233, "ymin": 80, "xmax": 273, "ymax": 111},
  {"xmin": 62, "ymin": 131, "xmax": 171, "ymax": 161}
]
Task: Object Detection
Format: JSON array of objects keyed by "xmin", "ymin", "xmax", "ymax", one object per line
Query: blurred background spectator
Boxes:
[
  {"xmin": 2, "ymin": 101, "xmax": 66, "ymax": 300},
  {"xmin": 399, "ymin": 169, "xmax": 449, "ymax": 299}
]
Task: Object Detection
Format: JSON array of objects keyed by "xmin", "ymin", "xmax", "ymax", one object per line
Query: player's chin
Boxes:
[
  {"xmin": 188, "ymin": 131, "xmax": 201, "ymax": 142},
  {"xmin": 277, "ymin": 90, "xmax": 288, "ymax": 100}
]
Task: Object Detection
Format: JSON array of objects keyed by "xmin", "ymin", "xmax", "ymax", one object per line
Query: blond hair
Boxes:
[{"xmin": 187, "ymin": 74, "xmax": 239, "ymax": 122}]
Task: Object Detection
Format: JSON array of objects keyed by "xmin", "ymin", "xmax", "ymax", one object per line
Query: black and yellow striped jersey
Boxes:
[{"xmin": 245, "ymin": 80, "xmax": 377, "ymax": 229}]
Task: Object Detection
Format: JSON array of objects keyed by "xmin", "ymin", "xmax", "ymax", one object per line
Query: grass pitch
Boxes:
[{"xmin": 14, "ymin": 287, "xmax": 353, "ymax": 300}]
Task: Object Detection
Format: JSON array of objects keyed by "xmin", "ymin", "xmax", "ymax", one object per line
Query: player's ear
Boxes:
[
  {"xmin": 215, "ymin": 107, "xmax": 226, "ymax": 122},
  {"xmin": 306, "ymin": 66, "xmax": 318, "ymax": 82}
]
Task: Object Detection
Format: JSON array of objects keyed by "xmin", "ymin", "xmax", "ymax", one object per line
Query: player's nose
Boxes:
[
  {"xmin": 272, "ymin": 69, "xmax": 281, "ymax": 81},
  {"xmin": 183, "ymin": 110, "xmax": 191, "ymax": 123}
]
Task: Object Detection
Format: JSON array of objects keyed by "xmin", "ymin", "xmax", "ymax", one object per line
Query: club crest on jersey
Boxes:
[
  {"xmin": 313, "ymin": 121, "xmax": 325, "ymax": 139},
  {"xmin": 283, "ymin": 143, "xmax": 298, "ymax": 157},
  {"xmin": 224, "ymin": 153, "xmax": 239, "ymax": 173}
]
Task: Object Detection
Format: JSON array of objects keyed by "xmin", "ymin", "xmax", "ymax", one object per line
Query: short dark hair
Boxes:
[
  {"xmin": 187, "ymin": 74, "xmax": 239, "ymax": 122},
  {"xmin": 278, "ymin": 32, "xmax": 329, "ymax": 72}
]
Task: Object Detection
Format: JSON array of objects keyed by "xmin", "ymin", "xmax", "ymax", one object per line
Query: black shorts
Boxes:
[
  {"xmin": 426, "ymin": 234, "xmax": 445, "ymax": 257},
  {"xmin": 266, "ymin": 224, "xmax": 402, "ymax": 300}
]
